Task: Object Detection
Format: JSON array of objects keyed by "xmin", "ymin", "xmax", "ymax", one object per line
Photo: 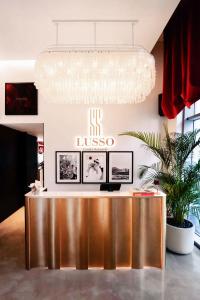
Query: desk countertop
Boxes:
[{"xmin": 25, "ymin": 190, "xmax": 165, "ymax": 199}]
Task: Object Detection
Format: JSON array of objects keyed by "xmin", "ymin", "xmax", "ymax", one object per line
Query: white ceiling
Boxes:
[
  {"xmin": 0, "ymin": 0, "xmax": 180, "ymax": 60},
  {"xmin": 3, "ymin": 123, "xmax": 44, "ymax": 140}
]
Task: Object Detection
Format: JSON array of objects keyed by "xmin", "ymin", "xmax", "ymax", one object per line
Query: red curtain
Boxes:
[{"xmin": 162, "ymin": 0, "xmax": 200, "ymax": 119}]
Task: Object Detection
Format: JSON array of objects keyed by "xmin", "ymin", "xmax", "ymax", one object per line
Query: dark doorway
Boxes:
[{"xmin": 0, "ymin": 123, "xmax": 44, "ymax": 222}]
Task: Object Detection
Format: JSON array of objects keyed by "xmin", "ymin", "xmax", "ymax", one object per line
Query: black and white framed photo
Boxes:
[
  {"xmin": 108, "ymin": 151, "xmax": 133, "ymax": 183},
  {"xmin": 82, "ymin": 151, "xmax": 107, "ymax": 184},
  {"xmin": 56, "ymin": 151, "xmax": 81, "ymax": 183}
]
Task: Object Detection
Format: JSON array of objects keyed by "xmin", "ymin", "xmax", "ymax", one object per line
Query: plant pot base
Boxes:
[{"xmin": 166, "ymin": 220, "xmax": 195, "ymax": 255}]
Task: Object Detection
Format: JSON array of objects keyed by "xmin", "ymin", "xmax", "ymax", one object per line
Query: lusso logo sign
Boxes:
[{"xmin": 76, "ymin": 108, "xmax": 116, "ymax": 148}]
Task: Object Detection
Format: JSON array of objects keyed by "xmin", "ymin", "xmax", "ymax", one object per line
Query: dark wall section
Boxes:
[
  {"xmin": 24, "ymin": 133, "xmax": 38, "ymax": 193},
  {"xmin": 0, "ymin": 125, "xmax": 37, "ymax": 222}
]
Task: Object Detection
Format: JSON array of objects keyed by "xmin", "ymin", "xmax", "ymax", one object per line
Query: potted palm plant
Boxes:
[{"xmin": 120, "ymin": 126, "xmax": 200, "ymax": 254}]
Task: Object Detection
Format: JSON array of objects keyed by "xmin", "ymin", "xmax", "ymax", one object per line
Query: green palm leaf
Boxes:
[{"xmin": 119, "ymin": 126, "xmax": 200, "ymax": 226}]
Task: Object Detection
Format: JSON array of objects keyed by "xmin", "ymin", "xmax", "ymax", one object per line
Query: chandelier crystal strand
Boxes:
[{"xmin": 34, "ymin": 47, "xmax": 155, "ymax": 104}]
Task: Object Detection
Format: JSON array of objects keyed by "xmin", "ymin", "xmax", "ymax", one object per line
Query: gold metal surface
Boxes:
[
  {"xmin": 25, "ymin": 195, "xmax": 166, "ymax": 270},
  {"xmin": 47, "ymin": 198, "xmax": 61, "ymax": 269},
  {"xmin": 76, "ymin": 198, "xmax": 88, "ymax": 269},
  {"xmin": 26, "ymin": 197, "xmax": 49, "ymax": 269},
  {"xmin": 116, "ymin": 197, "xmax": 132, "ymax": 268},
  {"xmin": 103, "ymin": 197, "xmax": 116, "ymax": 269},
  {"xmin": 60, "ymin": 198, "xmax": 77, "ymax": 267},
  {"xmin": 88, "ymin": 197, "xmax": 104, "ymax": 268}
]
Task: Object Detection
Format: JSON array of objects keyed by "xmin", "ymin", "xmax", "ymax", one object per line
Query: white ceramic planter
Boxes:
[{"xmin": 166, "ymin": 221, "xmax": 195, "ymax": 254}]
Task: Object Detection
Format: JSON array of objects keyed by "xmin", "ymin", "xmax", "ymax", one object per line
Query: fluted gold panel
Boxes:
[
  {"xmin": 25, "ymin": 196, "xmax": 166, "ymax": 270},
  {"xmin": 60, "ymin": 198, "xmax": 77, "ymax": 267}
]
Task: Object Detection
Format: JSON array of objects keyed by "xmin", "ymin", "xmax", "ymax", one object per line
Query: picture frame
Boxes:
[
  {"xmin": 56, "ymin": 151, "xmax": 81, "ymax": 184},
  {"xmin": 5, "ymin": 82, "xmax": 38, "ymax": 115},
  {"xmin": 108, "ymin": 151, "xmax": 133, "ymax": 184},
  {"xmin": 82, "ymin": 151, "xmax": 107, "ymax": 184}
]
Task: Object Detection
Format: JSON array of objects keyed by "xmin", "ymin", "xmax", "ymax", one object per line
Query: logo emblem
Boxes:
[
  {"xmin": 75, "ymin": 108, "xmax": 116, "ymax": 149},
  {"xmin": 89, "ymin": 108, "xmax": 103, "ymax": 136}
]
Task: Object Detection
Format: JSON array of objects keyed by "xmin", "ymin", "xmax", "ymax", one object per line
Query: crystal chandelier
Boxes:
[{"xmin": 34, "ymin": 20, "xmax": 155, "ymax": 104}]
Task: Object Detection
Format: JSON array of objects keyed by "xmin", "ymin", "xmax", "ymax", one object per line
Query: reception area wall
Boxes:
[{"xmin": 0, "ymin": 42, "xmax": 164, "ymax": 190}]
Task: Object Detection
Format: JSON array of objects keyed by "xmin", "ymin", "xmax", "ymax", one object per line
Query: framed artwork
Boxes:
[
  {"xmin": 82, "ymin": 151, "xmax": 107, "ymax": 184},
  {"xmin": 108, "ymin": 151, "xmax": 133, "ymax": 184},
  {"xmin": 56, "ymin": 151, "xmax": 81, "ymax": 184},
  {"xmin": 5, "ymin": 82, "xmax": 38, "ymax": 115}
]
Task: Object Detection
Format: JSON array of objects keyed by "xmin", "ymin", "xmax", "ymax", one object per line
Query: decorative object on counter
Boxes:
[
  {"xmin": 108, "ymin": 151, "xmax": 133, "ymax": 184},
  {"xmin": 34, "ymin": 20, "xmax": 155, "ymax": 104},
  {"xmin": 5, "ymin": 82, "xmax": 38, "ymax": 115},
  {"xmin": 56, "ymin": 151, "xmax": 81, "ymax": 183},
  {"xmin": 153, "ymin": 179, "xmax": 160, "ymax": 194},
  {"xmin": 120, "ymin": 125, "xmax": 200, "ymax": 254},
  {"xmin": 132, "ymin": 190, "xmax": 155, "ymax": 197},
  {"xmin": 82, "ymin": 151, "xmax": 107, "ymax": 183},
  {"xmin": 29, "ymin": 180, "xmax": 43, "ymax": 193}
]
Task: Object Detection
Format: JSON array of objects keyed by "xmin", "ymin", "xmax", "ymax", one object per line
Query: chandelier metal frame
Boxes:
[{"xmin": 52, "ymin": 19, "xmax": 138, "ymax": 49}]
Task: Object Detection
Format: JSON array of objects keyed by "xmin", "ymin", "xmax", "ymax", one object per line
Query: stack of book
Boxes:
[{"xmin": 131, "ymin": 189, "xmax": 156, "ymax": 197}]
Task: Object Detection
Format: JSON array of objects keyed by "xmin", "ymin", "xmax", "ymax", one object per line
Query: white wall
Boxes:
[{"xmin": 0, "ymin": 41, "xmax": 164, "ymax": 190}]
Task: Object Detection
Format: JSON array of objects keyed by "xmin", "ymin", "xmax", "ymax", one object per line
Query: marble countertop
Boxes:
[{"xmin": 25, "ymin": 190, "xmax": 165, "ymax": 198}]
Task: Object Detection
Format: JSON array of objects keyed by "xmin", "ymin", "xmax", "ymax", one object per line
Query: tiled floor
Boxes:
[{"xmin": 0, "ymin": 208, "xmax": 200, "ymax": 300}]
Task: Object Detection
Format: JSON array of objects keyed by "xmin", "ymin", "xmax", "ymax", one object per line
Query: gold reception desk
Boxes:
[{"xmin": 25, "ymin": 191, "xmax": 166, "ymax": 270}]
